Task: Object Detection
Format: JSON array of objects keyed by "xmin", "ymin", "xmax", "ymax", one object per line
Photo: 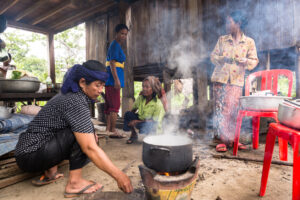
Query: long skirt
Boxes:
[{"xmin": 213, "ymin": 82, "xmax": 242, "ymax": 144}]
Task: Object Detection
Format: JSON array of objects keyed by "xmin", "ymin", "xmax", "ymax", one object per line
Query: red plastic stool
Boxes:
[
  {"xmin": 233, "ymin": 69, "xmax": 293, "ymax": 157},
  {"xmin": 233, "ymin": 110, "xmax": 288, "ymax": 159},
  {"xmin": 259, "ymin": 123, "xmax": 300, "ymax": 200}
]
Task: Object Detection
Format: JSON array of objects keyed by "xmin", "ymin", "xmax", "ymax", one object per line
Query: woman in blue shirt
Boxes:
[{"xmin": 104, "ymin": 24, "xmax": 128, "ymax": 138}]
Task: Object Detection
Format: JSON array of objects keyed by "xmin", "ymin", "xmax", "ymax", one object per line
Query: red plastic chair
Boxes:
[
  {"xmin": 233, "ymin": 69, "xmax": 293, "ymax": 156},
  {"xmin": 260, "ymin": 123, "xmax": 300, "ymax": 200}
]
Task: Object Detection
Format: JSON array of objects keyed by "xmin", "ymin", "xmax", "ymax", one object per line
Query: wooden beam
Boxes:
[
  {"xmin": 196, "ymin": 65, "xmax": 208, "ymax": 130},
  {"xmin": 7, "ymin": 20, "xmax": 51, "ymax": 35},
  {"xmin": 47, "ymin": 33, "xmax": 56, "ymax": 83},
  {"xmin": 15, "ymin": 0, "xmax": 48, "ymax": 21},
  {"xmin": 31, "ymin": 0, "xmax": 72, "ymax": 25},
  {"xmin": 0, "ymin": 0, "xmax": 20, "ymax": 15},
  {"xmin": 50, "ymin": 1, "xmax": 116, "ymax": 31}
]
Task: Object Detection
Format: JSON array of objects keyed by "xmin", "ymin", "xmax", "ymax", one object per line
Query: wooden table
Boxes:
[{"xmin": 0, "ymin": 92, "xmax": 57, "ymax": 104}]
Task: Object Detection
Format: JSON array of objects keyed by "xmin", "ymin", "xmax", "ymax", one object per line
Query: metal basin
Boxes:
[
  {"xmin": 278, "ymin": 102, "xmax": 300, "ymax": 130},
  {"xmin": 239, "ymin": 96, "xmax": 291, "ymax": 111},
  {"xmin": 0, "ymin": 79, "xmax": 40, "ymax": 93}
]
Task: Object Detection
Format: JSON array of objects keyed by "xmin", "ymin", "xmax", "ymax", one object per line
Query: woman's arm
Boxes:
[
  {"xmin": 110, "ymin": 60, "xmax": 121, "ymax": 89},
  {"xmin": 74, "ymin": 132, "xmax": 133, "ymax": 193},
  {"xmin": 245, "ymin": 39, "xmax": 259, "ymax": 71},
  {"xmin": 210, "ymin": 37, "xmax": 226, "ymax": 66}
]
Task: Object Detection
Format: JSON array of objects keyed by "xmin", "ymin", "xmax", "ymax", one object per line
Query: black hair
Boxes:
[
  {"xmin": 115, "ymin": 24, "xmax": 129, "ymax": 33},
  {"xmin": 82, "ymin": 60, "xmax": 106, "ymax": 72},
  {"xmin": 229, "ymin": 10, "xmax": 248, "ymax": 31},
  {"xmin": 0, "ymin": 15, "xmax": 7, "ymax": 33},
  {"xmin": 81, "ymin": 60, "xmax": 107, "ymax": 85}
]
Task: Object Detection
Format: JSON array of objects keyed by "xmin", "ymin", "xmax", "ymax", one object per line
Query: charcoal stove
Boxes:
[{"xmin": 139, "ymin": 157, "xmax": 199, "ymax": 200}]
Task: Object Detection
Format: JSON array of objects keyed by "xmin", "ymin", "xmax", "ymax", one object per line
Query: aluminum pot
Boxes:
[
  {"xmin": 142, "ymin": 135, "xmax": 193, "ymax": 173},
  {"xmin": 0, "ymin": 79, "xmax": 40, "ymax": 93},
  {"xmin": 239, "ymin": 96, "xmax": 292, "ymax": 111},
  {"xmin": 278, "ymin": 101, "xmax": 300, "ymax": 130}
]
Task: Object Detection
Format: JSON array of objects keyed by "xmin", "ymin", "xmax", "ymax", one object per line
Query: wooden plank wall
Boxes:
[
  {"xmin": 127, "ymin": 0, "xmax": 204, "ymax": 70},
  {"xmin": 86, "ymin": 12, "xmax": 119, "ymax": 64},
  {"xmin": 202, "ymin": 0, "xmax": 300, "ymax": 52}
]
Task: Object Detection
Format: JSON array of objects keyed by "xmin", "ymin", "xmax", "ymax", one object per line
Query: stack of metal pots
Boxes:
[{"xmin": 278, "ymin": 99, "xmax": 300, "ymax": 130}]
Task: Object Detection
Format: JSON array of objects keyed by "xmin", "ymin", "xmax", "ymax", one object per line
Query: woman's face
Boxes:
[
  {"xmin": 142, "ymin": 80, "xmax": 153, "ymax": 97},
  {"xmin": 80, "ymin": 79, "xmax": 105, "ymax": 100},
  {"xmin": 226, "ymin": 16, "xmax": 239, "ymax": 34},
  {"xmin": 116, "ymin": 29, "xmax": 128, "ymax": 43}
]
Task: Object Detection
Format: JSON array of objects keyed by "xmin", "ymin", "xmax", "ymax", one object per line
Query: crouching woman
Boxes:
[
  {"xmin": 15, "ymin": 60, "xmax": 133, "ymax": 198},
  {"xmin": 124, "ymin": 76, "xmax": 166, "ymax": 144}
]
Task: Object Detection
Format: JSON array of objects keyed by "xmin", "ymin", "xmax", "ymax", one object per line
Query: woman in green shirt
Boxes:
[{"xmin": 123, "ymin": 76, "xmax": 165, "ymax": 144}]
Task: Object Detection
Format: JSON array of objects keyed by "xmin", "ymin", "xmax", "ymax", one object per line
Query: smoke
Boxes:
[{"xmin": 129, "ymin": 0, "xmax": 300, "ymax": 139}]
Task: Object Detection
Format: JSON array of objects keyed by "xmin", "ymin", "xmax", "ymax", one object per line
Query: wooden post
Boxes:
[
  {"xmin": 47, "ymin": 33, "xmax": 55, "ymax": 83},
  {"xmin": 296, "ymin": 44, "xmax": 300, "ymax": 98},
  {"xmin": 196, "ymin": 65, "xmax": 208, "ymax": 130},
  {"xmin": 119, "ymin": 1, "xmax": 134, "ymax": 117},
  {"xmin": 163, "ymin": 68, "xmax": 172, "ymax": 111}
]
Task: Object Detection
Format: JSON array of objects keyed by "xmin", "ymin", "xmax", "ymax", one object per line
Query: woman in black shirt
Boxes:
[{"xmin": 15, "ymin": 60, "xmax": 133, "ymax": 198}]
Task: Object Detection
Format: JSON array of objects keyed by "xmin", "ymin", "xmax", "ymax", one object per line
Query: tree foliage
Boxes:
[{"xmin": 1, "ymin": 23, "xmax": 85, "ymax": 83}]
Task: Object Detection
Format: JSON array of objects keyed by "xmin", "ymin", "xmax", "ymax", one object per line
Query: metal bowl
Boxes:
[
  {"xmin": 0, "ymin": 79, "xmax": 40, "ymax": 93},
  {"xmin": 278, "ymin": 103, "xmax": 300, "ymax": 130},
  {"xmin": 239, "ymin": 96, "xmax": 292, "ymax": 111}
]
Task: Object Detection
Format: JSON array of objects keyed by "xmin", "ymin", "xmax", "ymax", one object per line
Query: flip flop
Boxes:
[
  {"xmin": 32, "ymin": 172, "xmax": 63, "ymax": 186},
  {"xmin": 109, "ymin": 134, "xmax": 126, "ymax": 139},
  {"xmin": 126, "ymin": 136, "xmax": 138, "ymax": 144},
  {"xmin": 238, "ymin": 143, "xmax": 248, "ymax": 150},
  {"xmin": 216, "ymin": 144, "xmax": 227, "ymax": 152},
  {"xmin": 64, "ymin": 182, "xmax": 104, "ymax": 198}
]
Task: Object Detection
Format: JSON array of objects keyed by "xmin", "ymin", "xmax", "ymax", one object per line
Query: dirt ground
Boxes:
[{"xmin": 0, "ymin": 128, "xmax": 293, "ymax": 200}]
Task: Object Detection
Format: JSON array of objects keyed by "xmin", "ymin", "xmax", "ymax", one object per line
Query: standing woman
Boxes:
[
  {"xmin": 104, "ymin": 24, "xmax": 128, "ymax": 138},
  {"xmin": 210, "ymin": 11, "xmax": 259, "ymax": 152}
]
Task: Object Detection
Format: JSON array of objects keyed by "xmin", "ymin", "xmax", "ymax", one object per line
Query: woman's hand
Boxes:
[
  {"xmin": 114, "ymin": 79, "xmax": 121, "ymax": 89},
  {"xmin": 128, "ymin": 120, "xmax": 140, "ymax": 127},
  {"xmin": 236, "ymin": 58, "xmax": 248, "ymax": 66},
  {"xmin": 222, "ymin": 56, "xmax": 234, "ymax": 64},
  {"xmin": 116, "ymin": 171, "xmax": 133, "ymax": 193}
]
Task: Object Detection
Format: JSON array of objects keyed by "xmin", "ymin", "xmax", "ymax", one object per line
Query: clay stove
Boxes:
[{"xmin": 139, "ymin": 157, "xmax": 199, "ymax": 200}]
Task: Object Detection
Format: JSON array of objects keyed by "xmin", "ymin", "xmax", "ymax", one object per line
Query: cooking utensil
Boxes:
[
  {"xmin": 0, "ymin": 79, "xmax": 40, "ymax": 93},
  {"xmin": 0, "ymin": 106, "xmax": 15, "ymax": 119},
  {"xmin": 239, "ymin": 96, "xmax": 292, "ymax": 111},
  {"xmin": 278, "ymin": 102, "xmax": 300, "ymax": 129},
  {"xmin": 142, "ymin": 134, "xmax": 193, "ymax": 173}
]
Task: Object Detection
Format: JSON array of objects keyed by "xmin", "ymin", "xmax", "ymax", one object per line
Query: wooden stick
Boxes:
[
  {"xmin": 212, "ymin": 154, "xmax": 293, "ymax": 166},
  {"xmin": 122, "ymin": 160, "xmax": 136, "ymax": 173}
]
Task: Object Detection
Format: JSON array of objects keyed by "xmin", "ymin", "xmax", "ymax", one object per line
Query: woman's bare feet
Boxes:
[
  {"xmin": 65, "ymin": 168, "xmax": 103, "ymax": 196},
  {"xmin": 44, "ymin": 165, "xmax": 64, "ymax": 180},
  {"xmin": 65, "ymin": 178, "xmax": 103, "ymax": 194}
]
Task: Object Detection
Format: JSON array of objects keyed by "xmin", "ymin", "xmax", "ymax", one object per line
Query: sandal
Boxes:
[
  {"xmin": 109, "ymin": 131, "xmax": 126, "ymax": 139},
  {"xmin": 64, "ymin": 182, "xmax": 104, "ymax": 198},
  {"xmin": 32, "ymin": 172, "xmax": 63, "ymax": 186},
  {"xmin": 238, "ymin": 143, "xmax": 248, "ymax": 150},
  {"xmin": 126, "ymin": 136, "xmax": 138, "ymax": 144},
  {"xmin": 216, "ymin": 144, "xmax": 227, "ymax": 152}
]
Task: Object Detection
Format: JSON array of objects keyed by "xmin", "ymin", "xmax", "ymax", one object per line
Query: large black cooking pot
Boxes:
[{"xmin": 142, "ymin": 135, "xmax": 193, "ymax": 173}]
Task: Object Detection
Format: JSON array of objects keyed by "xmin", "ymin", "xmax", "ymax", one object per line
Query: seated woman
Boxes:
[
  {"xmin": 123, "ymin": 76, "xmax": 166, "ymax": 144},
  {"xmin": 15, "ymin": 60, "xmax": 133, "ymax": 198}
]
